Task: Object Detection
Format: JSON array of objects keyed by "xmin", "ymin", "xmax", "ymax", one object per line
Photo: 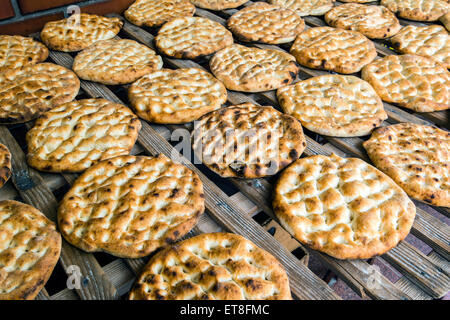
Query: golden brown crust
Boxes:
[
  {"xmin": 363, "ymin": 123, "xmax": 450, "ymax": 207},
  {"xmin": 381, "ymin": 0, "xmax": 450, "ymax": 22},
  {"xmin": 0, "ymin": 143, "xmax": 11, "ymax": 189},
  {"xmin": 290, "ymin": 27, "xmax": 377, "ymax": 74},
  {"xmin": 390, "ymin": 25, "xmax": 450, "ymax": 69},
  {"xmin": 210, "ymin": 44, "xmax": 299, "ymax": 92},
  {"xmin": 269, "ymin": 0, "xmax": 334, "ymax": 16},
  {"xmin": 128, "ymin": 68, "xmax": 227, "ymax": 124},
  {"xmin": 273, "ymin": 154, "xmax": 416, "ymax": 260},
  {"xmin": 440, "ymin": 12, "xmax": 450, "ymax": 31},
  {"xmin": 129, "ymin": 232, "xmax": 292, "ymax": 300},
  {"xmin": 277, "ymin": 75, "xmax": 387, "ymax": 137},
  {"xmin": 155, "ymin": 17, "xmax": 233, "ymax": 59},
  {"xmin": 361, "ymin": 54, "xmax": 449, "ymax": 112},
  {"xmin": 26, "ymin": 99, "xmax": 141, "ymax": 173},
  {"xmin": 57, "ymin": 155, "xmax": 205, "ymax": 258},
  {"xmin": 0, "ymin": 36, "xmax": 48, "ymax": 73},
  {"xmin": 190, "ymin": 0, "xmax": 249, "ymax": 10},
  {"xmin": 227, "ymin": 2, "xmax": 305, "ymax": 44},
  {"xmin": 0, "ymin": 200, "xmax": 61, "ymax": 300},
  {"xmin": 40, "ymin": 14, "xmax": 123, "ymax": 52},
  {"xmin": 73, "ymin": 39, "xmax": 163, "ymax": 85},
  {"xmin": 192, "ymin": 103, "xmax": 306, "ymax": 178},
  {"xmin": 0, "ymin": 62, "xmax": 80, "ymax": 124},
  {"xmin": 325, "ymin": 4, "xmax": 401, "ymax": 39},
  {"xmin": 124, "ymin": 0, "xmax": 195, "ymax": 27}
]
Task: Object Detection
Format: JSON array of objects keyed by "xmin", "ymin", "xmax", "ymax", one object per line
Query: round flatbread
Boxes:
[
  {"xmin": 0, "ymin": 62, "xmax": 80, "ymax": 124},
  {"xmin": 273, "ymin": 154, "xmax": 416, "ymax": 260},
  {"xmin": 227, "ymin": 2, "xmax": 305, "ymax": 44},
  {"xmin": 325, "ymin": 4, "xmax": 401, "ymax": 39},
  {"xmin": 362, "ymin": 54, "xmax": 449, "ymax": 112},
  {"xmin": 269, "ymin": 0, "xmax": 334, "ymax": 16},
  {"xmin": 192, "ymin": 103, "xmax": 306, "ymax": 178},
  {"xmin": 0, "ymin": 143, "xmax": 11, "ymax": 189},
  {"xmin": 0, "ymin": 36, "xmax": 48, "ymax": 73},
  {"xmin": 57, "ymin": 154, "xmax": 205, "ymax": 258},
  {"xmin": 128, "ymin": 68, "xmax": 227, "ymax": 124},
  {"xmin": 340, "ymin": 0, "xmax": 373, "ymax": 2},
  {"xmin": 363, "ymin": 123, "xmax": 450, "ymax": 207},
  {"xmin": 124, "ymin": 0, "xmax": 195, "ymax": 27},
  {"xmin": 0, "ymin": 200, "xmax": 61, "ymax": 300},
  {"xmin": 190, "ymin": 0, "xmax": 249, "ymax": 10},
  {"xmin": 210, "ymin": 44, "xmax": 299, "ymax": 92},
  {"xmin": 381, "ymin": 0, "xmax": 450, "ymax": 22},
  {"xmin": 290, "ymin": 27, "xmax": 377, "ymax": 74},
  {"xmin": 129, "ymin": 232, "xmax": 292, "ymax": 300},
  {"xmin": 40, "ymin": 13, "xmax": 123, "ymax": 52},
  {"xmin": 277, "ymin": 75, "xmax": 387, "ymax": 137},
  {"xmin": 155, "ymin": 17, "xmax": 233, "ymax": 59},
  {"xmin": 390, "ymin": 25, "xmax": 450, "ymax": 69},
  {"xmin": 26, "ymin": 99, "xmax": 141, "ymax": 173},
  {"xmin": 73, "ymin": 39, "xmax": 163, "ymax": 85}
]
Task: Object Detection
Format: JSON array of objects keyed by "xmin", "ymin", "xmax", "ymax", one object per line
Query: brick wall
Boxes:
[{"xmin": 0, "ymin": 0, "xmax": 134, "ymax": 35}]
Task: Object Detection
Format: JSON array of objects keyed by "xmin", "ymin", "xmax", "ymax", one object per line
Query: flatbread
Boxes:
[
  {"xmin": 57, "ymin": 154, "xmax": 205, "ymax": 258},
  {"xmin": 361, "ymin": 54, "xmax": 449, "ymax": 112},
  {"xmin": 273, "ymin": 154, "xmax": 416, "ymax": 259},
  {"xmin": 277, "ymin": 75, "xmax": 387, "ymax": 137},
  {"xmin": 0, "ymin": 62, "xmax": 80, "ymax": 124},
  {"xmin": 192, "ymin": 103, "xmax": 306, "ymax": 178},
  {"xmin": 190, "ymin": 0, "xmax": 249, "ymax": 10},
  {"xmin": 40, "ymin": 13, "xmax": 123, "ymax": 52},
  {"xmin": 26, "ymin": 99, "xmax": 141, "ymax": 173},
  {"xmin": 0, "ymin": 200, "xmax": 61, "ymax": 300},
  {"xmin": 363, "ymin": 123, "xmax": 450, "ymax": 207},
  {"xmin": 210, "ymin": 44, "xmax": 299, "ymax": 92},
  {"xmin": 0, "ymin": 143, "xmax": 11, "ymax": 189},
  {"xmin": 0, "ymin": 36, "xmax": 48, "ymax": 73},
  {"xmin": 129, "ymin": 232, "xmax": 292, "ymax": 300},
  {"xmin": 128, "ymin": 68, "xmax": 227, "ymax": 124},
  {"xmin": 155, "ymin": 17, "xmax": 233, "ymax": 59},
  {"xmin": 73, "ymin": 39, "xmax": 163, "ymax": 85},
  {"xmin": 290, "ymin": 27, "xmax": 377, "ymax": 74},
  {"xmin": 269, "ymin": 0, "xmax": 334, "ymax": 17},
  {"xmin": 381, "ymin": 0, "xmax": 450, "ymax": 22}
]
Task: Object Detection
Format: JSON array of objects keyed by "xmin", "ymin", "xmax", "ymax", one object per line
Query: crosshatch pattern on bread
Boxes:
[
  {"xmin": 269, "ymin": 0, "xmax": 334, "ymax": 16},
  {"xmin": 277, "ymin": 75, "xmax": 387, "ymax": 137},
  {"xmin": 40, "ymin": 13, "xmax": 123, "ymax": 52},
  {"xmin": 390, "ymin": 25, "xmax": 450, "ymax": 69},
  {"xmin": 155, "ymin": 17, "xmax": 233, "ymax": 59},
  {"xmin": 363, "ymin": 123, "xmax": 450, "ymax": 207},
  {"xmin": 0, "ymin": 62, "xmax": 80, "ymax": 124},
  {"xmin": 73, "ymin": 39, "xmax": 163, "ymax": 85},
  {"xmin": 273, "ymin": 154, "xmax": 416, "ymax": 260},
  {"xmin": 227, "ymin": 2, "xmax": 305, "ymax": 44},
  {"xmin": 190, "ymin": 0, "xmax": 249, "ymax": 10},
  {"xmin": 0, "ymin": 36, "xmax": 48, "ymax": 73},
  {"xmin": 57, "ymin": 155, "xmax": 205, "ymax": 258},
  {"xmin": 0, "ymin": 200, "xmax": 61, "ymax": 300},
  {"xmin": 325, "ymin": 3, "xmax": 401, "ymax": 39},
  {"xmin": 0, "ymin": 143, "xmax": 11, "ymax": 189},
  {"xmin": 192, "ymin": 103, "xmax": 306, "ymax": 178},
  {"xmin": 210, "ymin": 44, "xmax": 299, "ymax": 92},
  {"xmin": 125, "ymin": 0, "xmax": 195, "ymax": 27},
  {"xmin": 381, "ymin": 0, "xmax": 450, "ymax": 22},
  {"xmin": 128, "ymin": 68, "xmax": 227, "ymax": 124},
  {"xmin": 26, "ymin": 99, "xmax": 142, "ymax": 173},
  {"xmin": 361, "ymin": 54, "xmax": 449, "ymax": 112},
  {"xmin": 290, "ymin": 27, "xmax": 377, "ymax": 74},
  {"xmin": 129, "ymin": 232, "xmax": 292, "ymax": 300}
]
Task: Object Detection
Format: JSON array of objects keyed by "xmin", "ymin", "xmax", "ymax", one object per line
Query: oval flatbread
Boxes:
[
  {"xmin": 26, "ymin": 98, "xmax": 141, "ymax": 173},
  {"xmin": 277, "ymin": 75, "xmax": 387, "ymax": 137},
  {"xmin": 273, "ymin": 154, "xmax": 416, "ymax": 259},
  {"xmin": 269, "ymin": 0, "xmax": 334, "ymax": 16},
  {"xmin": 381, "ymin": 0, "xmax": 450, "ymax": 22},
  {"xmin": 192, "ymin": 103, "xmax": 306, "ymax": 178},
  {"xmin": 57, "ymin": 154, "xmax": 205, "ymax": 258},
  {"xmin": 0, "ymin": 35, "xmax": 48, "ymax": 73},
  {"xmin": 190, "ymin": 0, "xmax": 249, "ymax": 10},
  {"xmin": 210, "ymin": 44, "xmax": 299, "ymax": 92},
  {"xmin": 0, "ymin": 200, "xmax": 61, "ymax": 300},
  {"xmin": 0, "ymin": 143, "xmax": 11, "ymax": 189},
  {"xmin": 129, "ymin": 232, "xmax": 292, "ymax": 300},
  {"xmin": 362, "ymin": 54, "xmax": 449, "ymax": 112},
  {"xmin": 363, "ymin": 123, "xmax": 450, "ymax": 207}
]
